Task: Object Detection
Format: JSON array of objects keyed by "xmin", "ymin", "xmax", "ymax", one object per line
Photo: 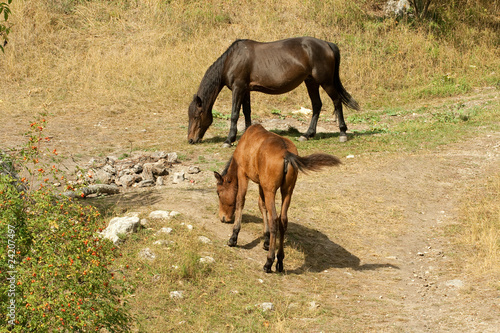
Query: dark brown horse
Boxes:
[
  {"xmin": 188, "ymin": 36, "xmax": 360, "ymax": 147},
  {"xmin": 214, "ymin": 124, "xmax": 342, "ymax": 273}
]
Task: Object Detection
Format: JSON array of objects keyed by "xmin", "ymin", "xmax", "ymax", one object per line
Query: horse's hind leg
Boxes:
[
  {"xmin": 300, "ymin": 79, "xmax": 322, "ymax": 141},
  {"xmin": 323, "ymin": 84, "xmax": 348, "ymax": 142},
  {"xmin": 276, "ymin": 176, "xmax": 295, "ymax": 272},
  {"xmin": 258, "ymin": 186, "xmax": 270, "ymax": 251},
  {"xmin": 262, "ymin": 190, "xmax": 278, "ymax": 273}
]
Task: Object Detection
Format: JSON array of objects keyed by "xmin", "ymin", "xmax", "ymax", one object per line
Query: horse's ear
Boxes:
[
  {"xmin": 214, "ymin": 171, "xmax": 223, "ymax": 185},
  {"xmin": 194, "ymin": 95, "xmax": 202, "ymax": 108}
]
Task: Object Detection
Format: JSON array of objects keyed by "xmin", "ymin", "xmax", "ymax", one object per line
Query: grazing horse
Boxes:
[
  {"xmin": 188, "ymin": 36, "xmax": 360, "ymax": 147},
  {"xmin": 214, "ymin": 124, "xmax": 342, "ymax": 273}
]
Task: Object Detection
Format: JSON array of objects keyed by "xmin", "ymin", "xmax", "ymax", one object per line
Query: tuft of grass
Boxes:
[{"xmin": 456, "ymin": 173, "xmax": 500, "ymax": 283}]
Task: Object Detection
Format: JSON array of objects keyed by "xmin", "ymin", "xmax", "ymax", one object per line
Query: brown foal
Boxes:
[{"xmin": 214, "ymin": 124, "xmax": 342, "ymax": 273}]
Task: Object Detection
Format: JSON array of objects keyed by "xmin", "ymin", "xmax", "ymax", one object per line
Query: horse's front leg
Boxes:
[
  {"xmin": 228, "ymin": 177, "xmax": 249, "ymax": 247},
  {"xmin": 300, "ymin": 80, "xmax": 322, "ymax": 141},
  {"xmin": 242, "ymin": 91, "xmax": 252, "ymax": 130},
  {"xmin": 223, "ymin": 87, "xmax": 246, "ymax": 148}
]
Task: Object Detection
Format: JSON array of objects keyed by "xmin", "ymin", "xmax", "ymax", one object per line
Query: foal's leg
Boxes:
[
  {"xmin": 224, "ymin": 87, "xmax": 246, "ymax": 148},
  {"xmin": 300, "ymin": 79, "xmax": 322, "ymax": 141},
  {"xmin": 228, "ymin": 177, "xmax": 249, "ymax": 247},
  {"xmin": 262, "ymin": 190, "xmax": 278, "ymax": 273},
  {"xmin": 242, "ymin": 91, "xmax": 252, "ymax": 130},
  {"xmin": 323, "ymin": 84, "xmax": 348, "ymax": 142},
  {"xmin": 276, "ymin": 178, "xmax": 296, "ymax": 272},
  {"xmin": 258, "ymin": 186, "xmax": 270, "ymax": 251}
]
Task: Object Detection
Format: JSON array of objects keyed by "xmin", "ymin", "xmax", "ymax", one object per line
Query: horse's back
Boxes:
[{"xmin": 235, "ymin": 124, "xmax": 298, "ymax": 187}]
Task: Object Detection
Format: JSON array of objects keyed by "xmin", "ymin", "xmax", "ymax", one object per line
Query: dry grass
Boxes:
[{"xmin": 458, "ymin": 173, "xmax": 500, "ymax": 282}]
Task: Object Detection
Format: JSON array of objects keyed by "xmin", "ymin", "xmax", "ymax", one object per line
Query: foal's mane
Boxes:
[
  {"xmin": 197, "ymin": 39, "xmax": 246, "ymax": 102},
  {"xmin": 220, "ymin": 156, "xmax": 233, "ymax": 177}
]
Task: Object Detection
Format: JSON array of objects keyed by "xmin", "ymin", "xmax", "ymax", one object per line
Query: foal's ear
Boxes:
[{"xmin": 214, "ymin": 171, "xmax": 224, "ymax": 185}]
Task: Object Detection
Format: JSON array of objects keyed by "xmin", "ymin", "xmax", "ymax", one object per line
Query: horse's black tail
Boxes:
[
  {"xmin": 285, "ymin": 152, "xmax": 342, "ymax": 175},
  {"xmin": 328, "ymin": 42, "xmax": 360, "ymax": 111}
]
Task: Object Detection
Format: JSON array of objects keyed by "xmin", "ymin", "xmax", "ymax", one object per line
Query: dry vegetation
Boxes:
[{"xmin": 1, "ymin": 0, "xmax": 499, "ymax": 331}]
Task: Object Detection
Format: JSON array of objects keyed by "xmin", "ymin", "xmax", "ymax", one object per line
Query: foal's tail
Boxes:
[
  {"xmin": 327, "ymin": 42, "xmax": 360, "ymax": 111},
  {"xmin": 285, "ymin": 152, "xmax": 342, "ymax": 174}
]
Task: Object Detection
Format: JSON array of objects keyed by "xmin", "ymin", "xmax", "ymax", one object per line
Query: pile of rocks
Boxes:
[{"xmin": 80, "ymin": 151, "xmax": 200, "ymax": 189}]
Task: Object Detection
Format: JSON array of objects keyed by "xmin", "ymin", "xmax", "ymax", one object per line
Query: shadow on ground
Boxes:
[{"xmin": 236, "ymin": 217, "xmax": 398, "ymax": 274}]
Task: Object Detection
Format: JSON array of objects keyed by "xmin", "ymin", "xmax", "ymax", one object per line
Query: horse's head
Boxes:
[
  {"xmin": 188, "ymin": 95, "xmax": 213, "ymax": 144},
  {"xmin": 214, "ymin": 171, "xmax": 237, "ymax": 223}
]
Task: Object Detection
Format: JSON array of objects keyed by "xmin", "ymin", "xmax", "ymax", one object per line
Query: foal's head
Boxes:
[{"xmin": 214, "ymin": 171, "xmax": 238, "ymax": 223}]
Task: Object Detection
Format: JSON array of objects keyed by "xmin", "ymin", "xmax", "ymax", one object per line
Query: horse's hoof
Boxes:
[
  {"xmin": 339, "ymin": 135, "xmax": 348, "ymax": 143},
  {"xmin": 227, "ymin": 238, "xmax": 237, "ymax": 247},
  {"xmin": 276, "ymin": 262, "xmax": 283, "ymax": 273},
  {"xmin": 298, "ymin": 136, "xmax": 308, "ymax": 142},
  {"xmin": 263, "ymin": 265, "xmax": 272, "ymax": 273},
  {"xmin": 263, "ymin": 243, "xmax": 269, "ymax": 251},
  {"xmin": 222, "ymin": 142, "xmax": 232, "ymax": 148}
]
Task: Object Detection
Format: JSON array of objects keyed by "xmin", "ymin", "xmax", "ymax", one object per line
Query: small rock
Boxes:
[
  {"xmin": 169, "ymin": 291, "xmax": 184, "ymax": 299},
  {"xmin": 117, "ymin": 174, "xmax": 141, "ymax": 187},
  {"xmin": 100, "ymin": 216, "xmax": 141, "ymax": 244},
  {"xmin": 138, "ymin": 179, "xmax": 155, "ymax": 187},
  {"xmin": 172, "ymin": 172, "xmax": 185, "ymax": 184},
  {"xmin": 153, "ymin": 239, "xmax": 172, "ymax": 246},
  {"xmin": 187, "ymin": 166, "xmax": 201, "ymax": 174},
  {"xmin": 131, "ymin": 164, "xmax": 143, "ymax": 174},
  {"xmin": 258, "ymin": 302, "xmax": 274, "ymax": 312},
  {"xmin": 199, "ymin": 256, "xmax": 215, "ymax": 264},
  {"xmin": 186, "ymin": 224, "xmax": 193, "ymax": 231},
  {"xmin": 169, "ymin": 211, "xmax": 180, "ymax": 217},
  {"xmin": 151, "ymin": 151, "xmax": 168, "ymax": 159},
  {"xmin": 138, "ymin": 247, "xmax": 156, "ymax": 261},
  {"xmin": 156, "ymin": 176, "xmax": 165, "ymax": 186},
  {"xmin": 140, "ymin": 218, "xmax": 149, "ymax": 228},
  {"xmin": 102, "ymin": 164, "xmax": 117, "ymax": 175},
  {"xmin": 198, "ymin": 236, "xmax": 212, "ymax": 244},
  {"xmin": 309, "ymin": 301, "xmax": 320, "ymax": 309},
  {"xmin": 149, "ymin": 210, "xmax": 171, "ymax": 219},
  {"xmin": 346, "ymin": 155, "xmax": 355, "ymax": 159},
  {"xmin": 167, "ymin": 152, "xmax": 178, "ymax": 163},
  {"xmin": 157, "ymin": 227, "xmax": 173, "ymax": 234}
]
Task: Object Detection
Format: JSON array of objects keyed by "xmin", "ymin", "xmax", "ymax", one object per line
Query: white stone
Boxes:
[
  {"xmin": 198, "ymin": 236, "xmax": 212, "ymax": 244},
  {"xmin": 149, "ymin": 210, "xmax": 171, "ymax": 219},
  {"xmin": 138, "ymin": 247, "xmax": 156, "ymax": 261},
  {"xmin": 259, "ymin": 302, "xmax": 274, "ymax": 312},
  {"xmin": 157, "ymin": 227, "xmax": 173, "ymax": 234},
  {"xmin": 169, "ymin": 291, "xmax": 184, "ymax": 299},
  {"xmin": 199, "ymin": 256, "xmax": 215, "ymax": 264},
  {"xmin": 100, "ymin": 216, "xmax": 141, "ymax": 244}
]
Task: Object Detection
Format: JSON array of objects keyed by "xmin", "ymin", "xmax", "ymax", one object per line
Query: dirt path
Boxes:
[{"xmin": 137, "ymin": 126, "xmax": 499, "ymax": 332}]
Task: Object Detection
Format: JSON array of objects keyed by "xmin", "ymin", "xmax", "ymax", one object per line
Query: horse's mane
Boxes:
[{"xmin": 197, "ymin": 39, "xmax": 246, "ymax": 102}]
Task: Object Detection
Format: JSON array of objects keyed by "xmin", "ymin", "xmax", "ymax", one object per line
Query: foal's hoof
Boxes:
[
  {"xmin": 298, "ymin": 136, "xmax": 308, "ymax": 142},
  {"xmin": 339, "ymin": 135, "xmax": 348, "ymax": 143},
  {"xmin": 221, "ymin": 142, "xmax": 232, "ymax": 148}
]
